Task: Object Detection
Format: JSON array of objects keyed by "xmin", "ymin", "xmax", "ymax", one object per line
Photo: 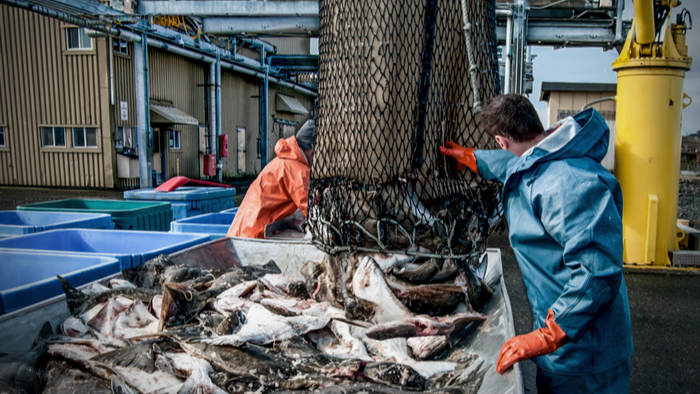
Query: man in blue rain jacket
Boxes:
[{"xmin": 441, "ymin": 94, "xmax": 633, "ymax": 393}]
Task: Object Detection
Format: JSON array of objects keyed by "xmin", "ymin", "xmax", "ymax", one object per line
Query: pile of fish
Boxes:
[{"xmin": 2, "ymin": 252, "xmax": 493, "ymax": 394}]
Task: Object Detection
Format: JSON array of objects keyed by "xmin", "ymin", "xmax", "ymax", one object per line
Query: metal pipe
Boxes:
[
  {"xmin": 633, "ymin": 0, "xmax": 656, "ymax": 45},
  {"xmin": 209, "ymin": 63, "xmax": 216, "ymax": 157},
  {"xmin": 581, "ymin": 96, "xmax": 616, "ymax": 111},
  {"xmin": 240, "ymin": 38, "xmax": 276, "ymax": 54},
  {"xmin": 260, "ymin": 48, "xmax": 269, "ymax": 168},
  {"xmin": 109, "ymin": 37, "xmax": 114, "ymax": 105},
  {"xmin": 134, "ymin": 37, "xmax": 151, "ymax": 188},
  {"xmin": 216, "ymin": 51, "xmax": 223, "ymax": 182},
  {"xmin": 504, "ymin": 15, "xmax": 513, "ymax": 94}
]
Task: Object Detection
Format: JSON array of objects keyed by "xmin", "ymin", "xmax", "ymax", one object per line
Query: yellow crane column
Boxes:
[{"xmin": 613, "ymin": 0, "xmax": 693, "ymax": 266}]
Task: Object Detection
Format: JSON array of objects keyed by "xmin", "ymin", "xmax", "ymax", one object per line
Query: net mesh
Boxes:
[{"xmin": 308, "ymin": 0, "xmax": 502, "ymax": 259}]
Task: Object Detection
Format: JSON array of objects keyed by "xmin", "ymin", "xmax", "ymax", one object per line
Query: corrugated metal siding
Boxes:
[
  {"xmin": 220, "ymin": 70, "xmax": 260, "ymax": 177},
  {"xmin": 263, "ymin": 38, "xmax": 310, "ymax": 55},
  {"xmin": 546, "ymin": 90, "xmax": 616, "ymax": 128},
  {"xmin": 147, "ymin": 48, "xmax": 207, "ymax": 180},
  {"xmin": 0, "ymin": 5, "xmax": 108, "ymax": 188}
]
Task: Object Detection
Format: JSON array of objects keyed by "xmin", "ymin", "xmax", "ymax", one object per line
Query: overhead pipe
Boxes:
[{"xmin": 93, "ymin": 25, "xmax": 316, "ymax": 96}]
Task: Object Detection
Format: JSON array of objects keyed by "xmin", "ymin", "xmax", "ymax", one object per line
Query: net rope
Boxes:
[{"xmin": 308, "ymin": 0, "xmax": 502, "ymax": 260}]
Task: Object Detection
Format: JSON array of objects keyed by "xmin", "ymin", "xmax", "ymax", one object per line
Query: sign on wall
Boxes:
[{"xmin": 120, "ymin": 102, "xmax": 128, "ymax": 121}]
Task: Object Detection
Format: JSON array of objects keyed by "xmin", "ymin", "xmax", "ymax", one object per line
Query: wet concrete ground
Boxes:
[{"xmin": 1, "ymin": 185, "xmax": 699, "ymax": 393}]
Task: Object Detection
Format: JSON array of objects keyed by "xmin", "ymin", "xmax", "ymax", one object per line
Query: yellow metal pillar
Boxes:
[{"xmin": 613, "ymin": 0, "xmax": 692, "ymax": 266}]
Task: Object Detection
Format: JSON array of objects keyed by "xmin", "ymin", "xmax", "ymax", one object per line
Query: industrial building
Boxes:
[{"xmin": 0, "ymin": 4, "xmax": 315, "ymax": 189}]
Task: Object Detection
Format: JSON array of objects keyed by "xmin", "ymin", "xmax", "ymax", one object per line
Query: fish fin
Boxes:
[
  {"xmin": 263, "ymin": 260, "xmax": 282, "ymax": 274},
  {"xmin": 33, "ymin": 321, "xmax": 54, "ymax": 347},
  {"xmin": 56, "ymin": 275, "xmax": 88, "ymax": 315}
]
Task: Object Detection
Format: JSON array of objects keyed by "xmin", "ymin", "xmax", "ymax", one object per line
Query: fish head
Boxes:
[{"xmin": 158, "ymin": 283, "xmax": 211, "ymax": 331}]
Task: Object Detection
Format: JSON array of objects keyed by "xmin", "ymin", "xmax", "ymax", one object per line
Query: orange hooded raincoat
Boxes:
[{"xmin": 227, "ymin": 136, "xmax": 309, "ymax": 238}]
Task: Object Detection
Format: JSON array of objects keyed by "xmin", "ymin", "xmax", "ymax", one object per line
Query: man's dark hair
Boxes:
[{"xmin": 479, "ymin": 94, "xmax": 545, "ymax": 142}]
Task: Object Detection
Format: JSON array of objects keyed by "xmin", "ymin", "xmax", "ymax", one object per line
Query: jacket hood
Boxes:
[
  {"xmin": 275, "ymin": 136, "xmax": 309, "ymax": 166},
  {"xmin": 523, "ymin": 108, "xmax": 610, "ymax": 165}
]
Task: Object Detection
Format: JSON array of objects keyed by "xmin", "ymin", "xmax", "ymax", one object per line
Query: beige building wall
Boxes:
[
  {"xmin": 0, "ymin": 4, "xmax": 113, "ymax": 188},
  {"xmin": 543, "ymin": 88, "xmax": 617, "ymax": 170},
  {"xmin": 545, "ymin": 90, "xmax": 617, "ymax": 128}
]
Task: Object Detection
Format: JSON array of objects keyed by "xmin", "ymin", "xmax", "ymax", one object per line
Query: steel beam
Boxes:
[
  {"xmin": 497, "ymin": 22, "xmax": 631, "ymax": 46},
  {"xmin": 203, "ymin": 16, "xmax": 319, "ymax": 35},
  {"xmin": 138, "ymin": 1, "xmax": 318, "ymax": 16}
]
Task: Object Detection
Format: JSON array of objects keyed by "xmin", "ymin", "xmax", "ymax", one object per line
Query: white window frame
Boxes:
[
  {"xmin": 66, "ymin": 27, "xmax": 92, "ymax": 50},
  {"xmin": 72, "ymin": 127, "xmax": 98, "ymax": 148},
  {"xmin": 169, "ymin": 129, "xmax": 181, "ymax": 150},
  {"xmin": 40, "ymin": 126, "xmax": 67, "ymax": 148},
  {"xmin": 113, "ymin": 38, "xmax": 128, "ymax": 56}
]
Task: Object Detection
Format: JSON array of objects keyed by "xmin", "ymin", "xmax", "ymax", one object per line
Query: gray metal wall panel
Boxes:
[{"xmin": 0, "ymin": 4, "xmax": 108, "ymax": 188}]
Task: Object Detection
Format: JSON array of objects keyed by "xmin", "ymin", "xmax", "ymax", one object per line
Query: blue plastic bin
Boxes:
[
  {"xmin": 0, "ymin": 251, "xmax": 120, "ymax": 314},
  {"xmin": 220, "ymin": 207, "xmax": 239, "ymax": 214},
  {"xmin": 124, "ymin": 187, "xmax": 236, "ymax": 221},
  {"xmin": 0, "ymin": 211, "xmax": 114, "ymax": 236},
  {"xmin": 0, "ymin": 229, "xmax": 210, "ymax": 269},
  {"xmin": 170, "ymin": 213, "xmax": 236, "ymax": 240}
]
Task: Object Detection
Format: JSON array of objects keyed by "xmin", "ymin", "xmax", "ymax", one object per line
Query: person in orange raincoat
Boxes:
[{"xmin": 227, "ymin": 119, "xmax": 314, "ymax": 238}]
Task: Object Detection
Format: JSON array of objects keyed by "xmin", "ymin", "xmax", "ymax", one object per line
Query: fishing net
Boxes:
[{"xmin": 308, "ymin": 0, "xmax": 502, "ymax": 260}]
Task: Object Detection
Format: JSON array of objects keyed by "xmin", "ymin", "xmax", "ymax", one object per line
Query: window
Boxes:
[
  {"xmin": 113, "ymin": 38, "xmax": 128, "ymax": 55},
  {"xmin": 66, "ymin": 27, "xmax": 92, "ymax": 50},
  {"xmin": 115, "ymin": 126, "xmax": 132, "ymax": 149},
  {"xmin": 0, "ymin": 126, "xmax": 5, "ymax": 147},
  {"xmin": 169, "ymin": 129, "xmax": 181, "ymax": 150},
  {"xmin": 41, "ymin": 127, "xmax": 66, "ymax": 147},
  {"xmin": 72, "ymin": 127, "xmax": 98, "ymax": 148}
]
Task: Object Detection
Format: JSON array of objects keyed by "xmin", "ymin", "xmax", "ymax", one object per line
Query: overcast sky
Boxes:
[{"xmin": 529, "ymin": 0, "xmax": 700, "ymax": 135}]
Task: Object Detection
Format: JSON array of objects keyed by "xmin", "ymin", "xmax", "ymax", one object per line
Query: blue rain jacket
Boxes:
[{"xmin": 475, "ymin": 108, "xmax": 633, "ymax": 375}]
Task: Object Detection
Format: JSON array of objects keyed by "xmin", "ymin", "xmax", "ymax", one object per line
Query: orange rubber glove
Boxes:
[
  {"xmin": 496, "ymin": 309, "xmax": 570, "ymax": 374},
  {"xmin": 439, "ymin": 141, "xmax": 478, "ymax": 173}
]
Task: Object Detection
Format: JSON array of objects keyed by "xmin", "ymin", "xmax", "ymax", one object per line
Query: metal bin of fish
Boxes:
[
  {"xmin": 0, "ymin": 251, "xmax": 120, "ymax": 315},
  {"xmin": 170, "ymin": 213, "xmax": 237, "ymax": 240},
  {"xmin": 124, "ymin": 187, "xmax": 237, "ymax": 220},
  {"xmin": 0, "ymin": 211, "xmax": 115, "ymax": 236},
  {"xmin": 0, "ymin": 237, "xmax": 523, "ymax": 393},
  {"xmin": 0, "ymin": 229, "xmax": 210, "ymax": 269}
]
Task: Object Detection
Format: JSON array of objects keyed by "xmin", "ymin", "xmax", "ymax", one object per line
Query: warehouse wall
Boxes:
[
  {"xmin": 148, "ymin": 48, "xmax": 207, "ymax": 180},
  {"xmin": 0, "ymin": 5, "xmax": 112, "ymax": 188}
]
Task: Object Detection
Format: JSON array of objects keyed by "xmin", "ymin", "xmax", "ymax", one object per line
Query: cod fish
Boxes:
[
  {"xmin": 203, "ymin": 302, "xmax": 331, "ymax": 345},
  {"xmin": 384, "ymin": 276, "xmax": 465, "ymax": 316},
  {"xmin": 122, "ymin": 254, "xmax": 177, "ymax": 289},
  {"xmin": 385, "ymin": 257, "xmax": 439, "ymax": 284},
  {"xmin": 178, "ymin": 340, "xmax": 333, "ymax": 391},
  {"xmin": 58, "ymin": 275, "xmax": 160, "ymax": 316},
  {"xmin": 164, "ymin": 352, "xmax": 227, "ymax": 394},
  {"xmin": 0, "ymin": 322, "xmax": 51, "ymax": 394},
  {"xmin": 407, "ymin": 336, "xmax": 450, "ymax": 360},
  {"xmin": 209, "ymin": 260, "xmax": 282, "ymax": 290},
  {"xmin": 353, "ymin": 256, "xmax": 486, "ymax": 340},
  {"xmin": 158, "ymin": 283, "xmax": 222, "ymax": 331},
  {"xmin": 363, "ymin": 362, "xmax": 426, "ymax": 391},
  {"xmin": 43, "ymin": 359, "xmax": 112, "ymax": 394}
]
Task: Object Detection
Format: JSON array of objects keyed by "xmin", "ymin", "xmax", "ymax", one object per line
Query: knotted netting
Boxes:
[{"xmin": 308, "ymin": 0, "xmax": 503, "ymax": 260}]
